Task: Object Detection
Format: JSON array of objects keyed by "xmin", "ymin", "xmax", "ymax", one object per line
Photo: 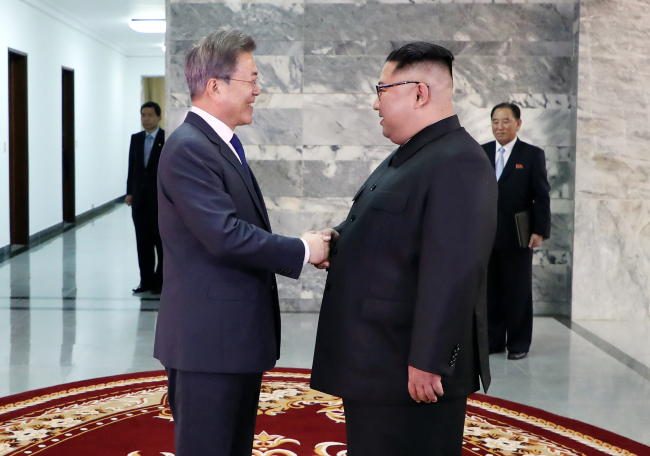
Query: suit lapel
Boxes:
[
  {"xmin": 485, "ymin": 141, "xmax": 496, "ymax": 168},
  {"xmin": 249, "ymin": 171, "xmax": 271, "ymax": 231},
  {"xmin": 498, "ymin": 139, "xmax": 524, "ymax": 182},
  {"xmin": 184, "ymin": 112, "xmax": 271, "ymax": 231},
  {"xmin": 135, "ymin": 132, "xmax": 146, "ymax": 171}
]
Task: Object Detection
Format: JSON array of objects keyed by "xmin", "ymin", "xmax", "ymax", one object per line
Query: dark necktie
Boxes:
[{"xmin": 229, "ymin": 134, "xmax": 250, "ymax": 175}]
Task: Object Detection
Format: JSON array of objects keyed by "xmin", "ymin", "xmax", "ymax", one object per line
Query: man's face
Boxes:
[
  {"xmin": 141, "ymin": 107, "xmax": 160, "ymax": 131},
  {"xmin": 220, "ymin": 52, "xmax": 261, "ymax": 128},
  {"xmin": 373, "ymin": 61, "xmax": 420, "ymax": 145},
  {"xmin": 491, "ymin": 107, "xmax": 522, "ymax": 146}
]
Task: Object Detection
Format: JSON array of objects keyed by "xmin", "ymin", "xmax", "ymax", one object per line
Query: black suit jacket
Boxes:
[
  {"xmin": 310, "ymin": 116, "xmax": 498, "ymax": 405},
  {"xmin": 126, "ymin": 128, "xmax": 165, "ymax": 210},
  {"xmin": 482, "ymin": 139, "xmax": 551, "ymax": 249},
  {"xmin": 154, "ymin": 112, "xmax": 305, "ymax": 373}
]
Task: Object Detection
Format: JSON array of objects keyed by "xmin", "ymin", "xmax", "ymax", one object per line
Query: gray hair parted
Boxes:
[{"xmin": 185, "ymin": 30, "xmax": 257, "ymax": 100}]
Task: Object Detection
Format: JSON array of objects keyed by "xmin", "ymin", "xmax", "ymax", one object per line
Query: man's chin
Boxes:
[{"xmin": 239, "ymin": 116, "xmax": 254, "ymax": 126}]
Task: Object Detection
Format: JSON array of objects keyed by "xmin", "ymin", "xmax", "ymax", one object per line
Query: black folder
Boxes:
[{"xmin": 515, "ymin": 210, "xmax": 532, "ymax": 248}]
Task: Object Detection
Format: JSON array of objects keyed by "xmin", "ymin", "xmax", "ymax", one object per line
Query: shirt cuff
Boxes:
[{"xmin": 301, "ymin": 239, "xmax": 310, "ymax": 266}]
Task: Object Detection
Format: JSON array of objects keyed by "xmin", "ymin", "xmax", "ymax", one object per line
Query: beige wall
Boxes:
[{"xmin": 143, "ymin": 77, "xmax": 166, "ymax": 130}]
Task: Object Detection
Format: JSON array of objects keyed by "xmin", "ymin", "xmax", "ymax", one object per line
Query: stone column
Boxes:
[{"xmin": 573, "ymin": 0, "xmax": 650, "ymax": 320}]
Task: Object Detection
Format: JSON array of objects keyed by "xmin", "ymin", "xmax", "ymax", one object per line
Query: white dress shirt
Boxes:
[
  {"xmin": 496, "ymin": 136, "xmax": 518, "ymax": 167},
  {"xmin": 189, "ymin": 106, "xmax": 310, "ymax": 265}
]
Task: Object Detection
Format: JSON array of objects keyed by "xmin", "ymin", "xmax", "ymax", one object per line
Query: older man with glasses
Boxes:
[
  {"xmin": 310, "ymin": 42, "xmax": 498, "ymax": 455},
  {"xmin": 154, "ymin": 30, "xmax": 330, "ymax": 456}
]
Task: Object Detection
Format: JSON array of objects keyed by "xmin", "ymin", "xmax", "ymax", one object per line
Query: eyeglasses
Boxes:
[
  {"xmin": 228, "ymin": 78, "xmax": 259, "ymax": 88},
  {"xmin": 375, "ymin": 81, "xmax": 426, "ymax": 99}
]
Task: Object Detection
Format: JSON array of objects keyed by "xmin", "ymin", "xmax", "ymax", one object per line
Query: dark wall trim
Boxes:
[
  {"xmin": 0, "ymin": 196, "xmax": 125, "ymax": 265},
  {"xmin": 555, "ymin": 317, "xmax": 650, "ymax": 382}
]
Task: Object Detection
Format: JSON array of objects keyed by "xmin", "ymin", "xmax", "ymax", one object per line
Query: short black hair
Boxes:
[
  {"xmin": 141, "ymin": 101, "xmax": 161, "ymax": 117},
  {"xmin": 386, "ymin": 42, "xmax": 454, "ymax": 77},
  {"xmin": 491, "ymin": 102, "xmax": 521, "ymax": 120}
]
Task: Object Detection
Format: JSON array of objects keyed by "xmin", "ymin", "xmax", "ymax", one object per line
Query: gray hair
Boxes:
[{"xmin": 185, "ymin": 30, "xmax": 256, "ymax": 99}]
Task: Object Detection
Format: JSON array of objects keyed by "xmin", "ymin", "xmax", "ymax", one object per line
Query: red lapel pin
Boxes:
[{"xmin": 516, "ymin": 164, "xmax": 523, "ymax": 169}]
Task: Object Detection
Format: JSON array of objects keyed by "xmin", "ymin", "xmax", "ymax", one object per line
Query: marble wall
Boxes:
[
  {"xmin": 573, "ymin": 0, "xmax": 650, "ymax": 320},
  {"xmin": 166, "ymin": 0, "xmax": 579, "ymax": 315}
]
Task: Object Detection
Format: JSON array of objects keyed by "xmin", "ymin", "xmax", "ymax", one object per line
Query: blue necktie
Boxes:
[
  {"xmin": 495, "ymin": 146, "xmax": 505, "ymax": 180},
  {"xmin": 144, "ymin": 134, "xmax": 154, "ymax": 167},
  {"xmin": 230, "ymin": 134, "xmax": 250, "ymax": 175}
]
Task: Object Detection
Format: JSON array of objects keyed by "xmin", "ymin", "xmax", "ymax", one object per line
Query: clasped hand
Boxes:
[{"xmin": 301, "ymin": 228, "xmax": 338, "ymax": 265}]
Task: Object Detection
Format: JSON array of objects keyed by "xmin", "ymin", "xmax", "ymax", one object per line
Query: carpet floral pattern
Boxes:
[{"xmin": 0, "ymin": 369, "xmax": 647, "ymax": 456}]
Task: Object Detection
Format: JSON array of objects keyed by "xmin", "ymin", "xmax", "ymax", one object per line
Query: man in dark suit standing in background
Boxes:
[
  {"xmin": 310, "ymin": 42, "xmax": 497, "ymax": 456},
  {"xmin": 482, "ymin": 103, "xmax": 551, "ymax": 360},
  {"xmin": 154, "ymin": 30, "xmax": 329, "ymax": 456},
  {"xmin": 126, "ymin": 101, "xmax": 165, "ymax": 294}
]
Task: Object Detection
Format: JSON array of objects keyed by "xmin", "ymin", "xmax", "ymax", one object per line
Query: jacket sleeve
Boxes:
[
  {"xmin": 158, "ymin": 137, "xmax": 305, "ymax": 279},
  {"xmin": 530, "ymin": 147, "xmax": 552, "ymax": 238},
  {"xmin": 126, "ymin": 135, "xmax": 135, "ymax": 195},
  {"xmin": 408, "ymin": 154, "xmax": 497, "ymax": 377}
]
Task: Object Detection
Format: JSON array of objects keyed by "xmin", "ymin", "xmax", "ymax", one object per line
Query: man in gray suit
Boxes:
[{"xmin": 154, "ymin": 30, "xmax": 329, "ymax": 456}]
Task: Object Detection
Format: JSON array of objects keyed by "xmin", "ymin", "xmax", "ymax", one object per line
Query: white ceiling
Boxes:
[{"xmin": 23, "ymin": 0, "xmax": 166, "ymax": 57}]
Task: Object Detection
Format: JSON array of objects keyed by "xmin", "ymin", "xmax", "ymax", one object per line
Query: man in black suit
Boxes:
[
  {"xmin": 310, "ymin": 42, "xmax": 497, "ymax": 456},
  {"xmin": 126, "ymin": 101, "xmax": 165, "ymax": 294},
  {"xmin": 481, "ymin": 103, "xmax": 551, "ymax": 360},
  {"xmin": 154, "ymin": 30, "xmax": 329, "ymax": 456}
]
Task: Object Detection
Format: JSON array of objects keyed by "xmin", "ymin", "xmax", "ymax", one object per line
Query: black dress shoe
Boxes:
[
  {"xmin": 507, "ymin": 351, "xmax": 528, "ymax": 360},
  {"xmin": 489, "ymin": 348, "xmax": 505, "ymax": 355},
  {"xmin": 132, "ymin": 285, "xmax": 151, "ymax": 293}
]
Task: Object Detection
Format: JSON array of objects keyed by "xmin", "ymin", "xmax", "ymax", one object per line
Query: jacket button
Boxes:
[
  {"xmin": 350, "ymin": 215, "xmax": 356, "ymax": 222},
  {"xmin": 271, "ymin": 285, "xmax": 277, "ymax": 291},
  {"xmin": 370, "ymin": 184, "xmax": 376, "ymax": 191}
]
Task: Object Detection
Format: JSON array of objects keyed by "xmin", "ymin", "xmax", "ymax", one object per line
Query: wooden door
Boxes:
[
  {"xmin": 62, "ymin": 68, "xmax": 75, "ymax": 223},
  {"xmin": 8, "ymin": 50, "xmax": 29, "ymax": 245}
]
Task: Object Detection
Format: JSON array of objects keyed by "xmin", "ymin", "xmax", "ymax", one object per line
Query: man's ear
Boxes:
[
  {"xmin": 205, "ymin": 78, "xmax": 221, "ymax": 102},
  {"xmin": 414, "ymin": 83, "xmax": 429, "ymax": 108},
  {"xmin": 208, "ymin": 78, "xmax": 219, "ymax": 94}
]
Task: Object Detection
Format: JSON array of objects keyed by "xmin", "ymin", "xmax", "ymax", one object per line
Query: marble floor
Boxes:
[{"xmin": 1, "ymin": 204, "xmax": 649, "ymax": 446}]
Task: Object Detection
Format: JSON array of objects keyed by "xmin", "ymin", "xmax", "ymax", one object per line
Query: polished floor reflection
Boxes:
[{"xmin": 0, "ymin": 205, "xmax": 649, "ymax": 446}]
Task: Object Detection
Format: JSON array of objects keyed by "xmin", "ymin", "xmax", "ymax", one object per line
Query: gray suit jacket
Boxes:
[{"xmin": 154, "ymin": 112, "xmax": 305, "ymax": 373}]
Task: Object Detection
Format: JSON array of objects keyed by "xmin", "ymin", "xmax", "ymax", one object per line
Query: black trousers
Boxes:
[
  {"xmin": 165, "ymin": 368, "xmax": 263, "ymax": 456},
  {"xmin": 343, "ymin": 397, "xmax": 467, "ymax": 456},
  {"xmin": 132, "ymin": 201, "xmax": 163, "ymax": 288},
  {"xmin": 487, "ymin": 247, "xmax": 534, "ymax": 353}
]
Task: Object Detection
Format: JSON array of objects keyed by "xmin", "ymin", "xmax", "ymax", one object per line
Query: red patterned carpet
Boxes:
[{"xmin": 0, "ymin": 369, "xmax": 647, "ymax": 456}]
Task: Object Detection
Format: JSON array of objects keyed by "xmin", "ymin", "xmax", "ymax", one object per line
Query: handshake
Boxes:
[{"xmin": 301, "ymin": 228, "xmax": 339, "ymax": 269}]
